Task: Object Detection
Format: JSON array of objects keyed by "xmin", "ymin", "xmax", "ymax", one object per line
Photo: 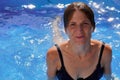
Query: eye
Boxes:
[
  {"xmin": 82, "ymin": 22, "xmax": 91, "ymax": 27},
  {"xmin": 69, "ymin": 22, "xmax": 76, "ymax": 27},
  {"xmin": 84, "ymin": 22, "xmax": 89, "ymax": 25},
  {"xmin": 70, "ymin": 23, "xmax": 75, "ymax": 26}
]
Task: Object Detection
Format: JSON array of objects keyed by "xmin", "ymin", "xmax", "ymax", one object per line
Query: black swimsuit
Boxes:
[{"xmin": 55, "ymin": 43, "xmax": 105, "ymax": 80}]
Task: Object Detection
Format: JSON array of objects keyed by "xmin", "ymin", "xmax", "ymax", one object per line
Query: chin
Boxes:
[{"xmin": 75, "ymin": 40, "xmax": 86, "ymax": 45}]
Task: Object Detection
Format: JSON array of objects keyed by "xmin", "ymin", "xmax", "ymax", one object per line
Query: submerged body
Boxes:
[
  {"xmin": 55, "ymin": 42, "xmax": 104, "ymax": 80},
  {"xmin": 47, "ymin": 40, "xmax": 112, "ymax": 80},
  {"xmin": 46, "ymin": 2, "xmax": 113, "ymax": 80}
]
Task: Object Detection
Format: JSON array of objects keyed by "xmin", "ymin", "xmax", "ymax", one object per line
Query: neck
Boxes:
[{"xmin": 68, "ymin": 40, "xmax": 91, "ymax": 56}]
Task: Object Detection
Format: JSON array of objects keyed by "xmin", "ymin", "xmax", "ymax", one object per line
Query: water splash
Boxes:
[{"xmin": 51, "ymin": 16, "xmax": 65, "ymax": 44}]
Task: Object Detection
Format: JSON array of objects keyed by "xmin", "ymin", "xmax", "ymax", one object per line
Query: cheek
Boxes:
[
  {"xmin": 66, "ymin": 29, "xmax": 73, "ymax": 38},
  {"xmin": 86, "ymin": 30, "xmax": 92, "ymax": 38}
]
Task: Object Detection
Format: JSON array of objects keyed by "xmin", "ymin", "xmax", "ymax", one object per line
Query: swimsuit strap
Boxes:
[
  {"xmin": 55, "ymin": 43, "xmax": 105, "ymax": 69},
  {"xmin": 98, "ymin": 42, "xmax": 105, "ymax": 66},
  {"xmin": 55, "ymin": 44, "xmax": 65, "ymax": 69}
]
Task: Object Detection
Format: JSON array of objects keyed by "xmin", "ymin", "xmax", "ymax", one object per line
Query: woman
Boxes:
[{"xmin": 46, "ymin": 2, "xmax": 114, "ymax": 80}]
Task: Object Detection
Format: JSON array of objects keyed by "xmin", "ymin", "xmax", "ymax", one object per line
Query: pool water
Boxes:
[{"xmin": 0, "ymin": 0, "xmax": 120, "ymax": 80}]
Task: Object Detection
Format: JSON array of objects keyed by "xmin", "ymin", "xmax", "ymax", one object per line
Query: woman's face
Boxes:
[{"xmin": 66, "ymin": 10, "xmax": 93, "ymax": 45}]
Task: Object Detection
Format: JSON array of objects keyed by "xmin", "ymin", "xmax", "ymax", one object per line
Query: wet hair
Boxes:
[{"xmin": 63, "ymin": 2, "xmax": 95, "ymax": 30}]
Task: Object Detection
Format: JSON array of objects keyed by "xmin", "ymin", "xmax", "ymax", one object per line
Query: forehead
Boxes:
[{"xmin": 69, "ymin": 10, "xmax": 89, "ymax": 22}]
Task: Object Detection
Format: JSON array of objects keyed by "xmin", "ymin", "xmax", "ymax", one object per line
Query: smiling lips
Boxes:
[{"xmin": 76, "ymin": 35, "xmax": 84, "ymax": 39}]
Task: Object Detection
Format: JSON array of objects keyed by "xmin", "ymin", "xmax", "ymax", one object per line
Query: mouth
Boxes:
[{"xmin": 76, "ymin": 36, "xmax": 84, "ymax": 39}]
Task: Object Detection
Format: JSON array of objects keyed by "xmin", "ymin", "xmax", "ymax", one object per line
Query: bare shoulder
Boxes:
[
  {"xmin": 91, "ymin": 39, "xmax": 112, "ymax": 58},
  {"xmin": 99, "ymin": 41, "xmax": 112, "ymax": 68},
  {"xmin": 91, "ymin": 39, "xmax": 102, "ymax": 46},
  {"xmin": 92, "ymin": 40, "xmax": 112, "ymax": 65},
  {"xmin": 46, "ymin": 42, "xmax": 67, "ymax": 61},
  {"xmin": 102, "ymin": 43, "xmax": 112, "ymax": 61},
  {"xmin": 104, "ymin": 43, "xmax": 112, "ymax": 54},
  {"xmin": 46, "ymin": 46, "xmax": 58, "ymax": 61},
  {"xmin": 91, "ymin": 40, "xmax": 103, "ymax": 50},
  {"xmin": 91, "ymin": 39, "xmax": 112, "ymax": 49}
]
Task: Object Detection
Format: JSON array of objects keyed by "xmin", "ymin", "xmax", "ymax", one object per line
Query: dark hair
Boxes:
[{"xmin": 63, "ymin": 2, "xmax": 95, "ymax": 30}]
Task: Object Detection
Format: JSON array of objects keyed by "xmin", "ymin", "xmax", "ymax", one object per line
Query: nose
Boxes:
[{"xmin": 76, "ymin": 24, "xmax": 83, "ymax": 32}]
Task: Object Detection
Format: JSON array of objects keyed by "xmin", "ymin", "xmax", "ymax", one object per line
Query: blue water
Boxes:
[{"xmin": 0, "ymin": 0, "xmax": 120, "ymax": 80}]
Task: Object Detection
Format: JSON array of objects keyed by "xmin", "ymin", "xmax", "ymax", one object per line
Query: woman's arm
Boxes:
[
  {"xmin": 103, "ymin": 44, "xmax": 114, "ymax": 80},
  {"xmin": 46, "ymin": 47, "xmax": 58, "ymax": 80}
]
